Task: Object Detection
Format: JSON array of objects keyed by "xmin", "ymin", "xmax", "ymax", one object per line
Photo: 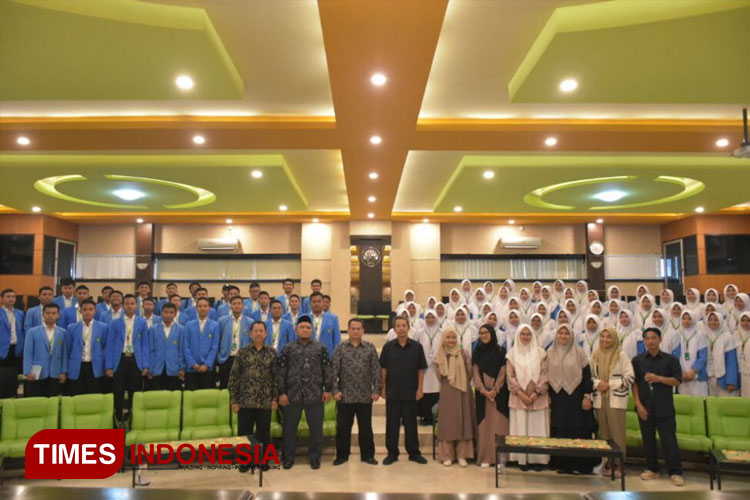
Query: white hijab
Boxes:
[
  {"xmin": 702, "ymin": 311, "xmax": 731, "ymax": 379},
  {"xmin": 507, "ymin": 324, "xmax": 544, "ymax": 390},
  {"xmin": 482, "ymin": 281, "xmax": 496, "ymax": 303}
]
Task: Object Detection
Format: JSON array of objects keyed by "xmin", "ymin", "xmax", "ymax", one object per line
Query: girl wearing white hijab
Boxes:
[
  {"xmin": 424, "ymin": 296, "xmax": 438, "ymax": 316},
  {"xmin": 541, "ymin": 286, "xmax": 560, "ymax": 319},
  {"xmin": 491, "ymin": 286, "xmax": 511, "ymax": 316},
  {"xmin": 502, "ymin": 310, "xmax": 522, "ymax": 350},
  {"xmin": 517, "ymin": 288, "xmax": 534, "ymax": 321},
  {"xmin": 617, "ymin": 309, "xmax": 641, "ymax": 359},
  {"xmin": 452, "ymin": 305, "xmax": 477, "ymax": 359},
  {"xmin": 418, "ymin": 310, "xmax": 443, "ymax": 425},
  {"xmin": 507, "ymin": 324, "xmax": 549, "ymax": 469},
  {"xmin": 562, "ymin": 287, "xmax": 576, "ymax": 309},
  {"xmin": 531, "ymin": 281, "xmax": 543, "ymax": 303},
  {"xmin": 533, "ymin": 301, "xmax": 552, "ymax": 328},
  {"xmin": 607, "ymin": 286, "xmax": 627, "ymax": 311},
  {"xmin": 723, "ymin": 284, "xmax": 740, "ymax": 317},
  {"xmin": 604, "ymin": 299, "xmax": 623, "ymax": 328},
  {"xmin": 581, "ymin": 314, "xmax": 603, "ymax": 358},
  {"xmin": 727, "ymin": 293, "xmax": 750, "ymax": 331},
  {"xmin": 563, "ymin": 298, "xmax": 584, "ymax": 336},
  {"xmin": 665, "ymin": 302, "xmax": 684, "ymax": 337},
  {"xmin": 446, "ymin": 288, "xmax": 466, "ymax": 320},
  {"xmin": 659, "ymin": 289, "xmax": 675, "ymax": 314},
  {"xmin": 584, "ymin": 290, "xmax": 600, "ymax": 311},
  {"xmin": 505, "ymin": 297, "xmax": 522, "ymax": 323},
  {"xmin": 733, "ymin": 311, "xmax": 750, "ymax": 397},
  {"xmin": 435, "ymin": 302, "xmax": 448, "ymax": 328},
  {"xmin": 471, "ymin": 288, "xmax": 489, "ymax": 319},
  {"xmin": 629, "ymin": 284, "xmax": 650, "ymax": 314},
  {"xmin": 485, "ymin": 312, "xmax": 507, "ymax": 349},
  {"xmin": 634, "ymin": 294, "xmax": 656, "ymax": 330},
  {"xmin": 675, "ymin": 309, "xmax": 709, "ymax": 396},
  {"xmin": 646, "ymin": 308, "xmax": 680, "ymax": 356},
  {"xmin": 587, "ymin": 299, "xmax": 605, "ymax": 320},
  {"xmin": 552, "ymin": 280, "xmax": 566, "ymax": 303},
  {"xmin": 704, "ymin": 288, "xmax": 721, "ymax": 309},
  {"xmin": 503, "ymin": 279, "xmax": 516, "ymax": 295},
  {"xmin": 404, "ymin": 290, "xmax": 422, "ymax": 316},
  {"xmin": 406, "ymin": 301, "xmax": 425, "ymax": 331},
  {"xmin": 684, "ymin": 288, "xmax": 704, "ymax": 317},
  {"xmin": 385, "ymin": 308, "xmax": 418, "ymax": 342},
  {"xmin": 529, "ymin": 312, "xmax": 546, "ymax": 342},
  {"xmin": 460, "ymin": 279, "xmax": 473, "ymax": 305},
  {"xmin": 700, "ymin": 311, "xmax": 739, "ymax": 396},
  {"xmin": 574, "ymin": 281, "xmax": 589, "ymax": 309},
  {"xmin": 702, "ymin": 302, "xmax": 723, "ymax": 324},
  {"xmin": 477, "ymin": 303, "xmax": 495, "ymax": 328},
  {"xmin": 482, "ymin": 281, "xmax": 496, "ymax": 304}
]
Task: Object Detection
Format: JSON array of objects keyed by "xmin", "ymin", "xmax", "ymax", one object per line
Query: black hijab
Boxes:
[{"xmin": 472, "ymin": 324, "xmax": 509, "ymax": 420}]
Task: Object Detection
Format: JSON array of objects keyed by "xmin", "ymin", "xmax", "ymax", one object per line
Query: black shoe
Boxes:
[
  {"xmin": 333, "ymin": 457, "xmax": 347, "ymax": 466},
  {"xmin": 520, "ymin": 465, "xmax": 530, "ymax": 472},
  {"xmin": 362, "ymin": 457, "xmax": 379, "ymax": 465},
  {"xmin": 310, "ymin": 460, "xmax": 320, "ymax": 470},
  {"xmin": 532, "ymin": 464, "xmax": 545, "ymax": 472},
  {"xmin": 283, "ymin": 461, "xmax": 294, "ymax": 469},
  {"xmin": 382, "ymin": 455, "xmax": 398, "ymax": 465},
  {"xmin": 409, "ymin": 454, "xmax": 428, "ymax": 464}
]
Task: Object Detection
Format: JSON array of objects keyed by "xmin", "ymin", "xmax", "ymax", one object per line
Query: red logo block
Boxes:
[{"xmin": 25, "ymin": 429, "xmax": 125, "ymax": 479}]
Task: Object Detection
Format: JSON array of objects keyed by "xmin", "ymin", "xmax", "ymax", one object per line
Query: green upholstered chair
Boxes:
[
  {"xmin": 230, "ymin": 408, "xmax": 283, "ymax": 439},
  {"xmin": 60, "ymin": 394, "xmax": 114, "ymax": 430},
  {"xmin": 322, "ymin": 398, "xmax": 336, "ymax": 437},
  {"xmin": 125, "ymin": 390, "xmax": 181, "ymax": 446},
  {"xmin": 180, "ymin": 389, "xmax": 231, "ymax": 440},
  {"xmin": 658, "ymin": 395, "xmax": 711, "ymax": 452},
  {"xmin": 0, "ymin": 397, "xmax": 59, "ymax": 458},
  {"xmin": 707, "ymin": 396, "xmax": 750, "ymax": 451},
  {"xmin": 625, "ymin": 394, "xmax": 642, "ymax": 448},
  {"xmin": 296, "ymin": 407, "xmax": 310, "ymax": 438}
]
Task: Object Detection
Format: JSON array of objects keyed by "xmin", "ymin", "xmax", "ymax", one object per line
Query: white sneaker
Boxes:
[
  {"xmin": 442, "ymin": 460, "xmax": 452, "ymax": 467},
  {"xmin": 480, "ymin": 463, "xmax": 490, "ymax": 468},
  {"xmin": 458, "ymin": 458, "xmax": 468, "ymax": 467}
]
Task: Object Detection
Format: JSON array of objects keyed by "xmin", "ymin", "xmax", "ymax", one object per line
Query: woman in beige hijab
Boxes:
[
  {"xmin": 591, "ymin": 327, "xmax": 634, "ymax": 478},
  {"xmin": 434, "ymin": 327, "xmax": 476, "ymax": 467}
]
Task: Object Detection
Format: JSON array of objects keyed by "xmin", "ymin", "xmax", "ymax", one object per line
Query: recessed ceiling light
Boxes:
[
  {"xmin": 509, "ymin": 219, "xmax": 515, "ymax": 225},
  {"xmin": 226, "ymin": 218, "xmax": 233, "ymax": 224},
  {"xmin": 279, "ymin": 205, "xmax": 288, "ymax": 211},
  {"xmin": 544, "ymin": 137, "xmax": 558, "ymax": 146},
  {"xmin": 113, "ymin": 189, "xmax": 145, "ymax": 201},
  {"xmin": 251, "ymin": 170, "xmax": 263, "ymax": 178},
  {"xmin": 695, "ymin": 206, "xmax": 705, "ymax": 213},
  {"xmin": 368, "ymin": 196, "xmax": 376, "ymax": 202},
  {"xmin": 422, "ymin": 218, "xmax": 429, "ymax": 223},
  {"xmin": 367, "ymin": 213, "xmax": 375, "ymax": 219},
  {"xmin": 192, "ymin": 135, "xmax": 205, "ymax": 145},
  {"xmin": 136, "ymin": 218, "xmax": 144, "ymax": 224},
  {"xmin": 31, "ymin": 206, "xmax": 41, "ymax": 213},
  {"xmin": 175, "ymin": 75, "xmax": 194, "ymax": 90},
  {"xmin": 369, "ymin": 135, "xmax": 382, "ymax": 145},
  {"xmin": 370, "ymin": 73, "xmax": 387, "ymax": 86},
  {"xmin": 594, "ymin": 190, "xmax": 627, "ymax": 203},
  {"xmin": 559, "ymin": 78, "xmax": 578, "ymax": 93},
  {"xmin": 312, "ymin": 218, "xmax": 319, "ymax": 223},
  {"xmin": 715, "ymin": 138, "xmax": 729, "ymax": 148},
  {"xmin": 596, "ymin": 218, "xmax": 604, "ymax": 224},
  {"xmin": 454, "ymin": 206, "xmax": 463, "ymax": 212},
  {"xmin": 369, "ymin": 172, "xmax": 379, "ymax": 180},
  {"xmin": 483, "ymin": 170, "xmax": 495, "ymax": 179},
  {"xmin": 16, "ymin": 136, "xmax": 31, "ymax": 146}
]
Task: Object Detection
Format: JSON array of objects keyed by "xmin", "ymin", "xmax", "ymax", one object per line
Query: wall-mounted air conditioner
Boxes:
[
  {"xmin": 500, "ymin": 236, "xmax": 542, "ymax": 249},
  {"xmin": 197, "ymin": 238, "xmax": 239, "ymax": 251}
]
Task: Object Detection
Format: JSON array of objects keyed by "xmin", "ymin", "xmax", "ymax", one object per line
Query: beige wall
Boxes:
[
  {"xmin": 391, "ymin": 222, "xmax": 442, "ymax": 308},
  {"xmin": 155, "ymin": 223, "xmax": 301, "ymax": 254},
  {"xmin": 604, "ymin": 224, "xmax": 662, "ymax": 255},
  {"xmin": 77, "ymin": 225, "xmax": 135, "ymax": 254},
  {"xmin": 441, "ymin": 224, "xmax": 586, "ymax": 254}
]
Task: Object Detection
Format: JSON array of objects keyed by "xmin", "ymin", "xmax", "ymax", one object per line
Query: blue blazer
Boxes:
[
  {"xmin": 183, "ymin": 318, "xmax": 220, "ymax": 372},
  {"xmin": 1, "ymin": 308, "xmax": 25, "ymax": 359},
  {"xmin": 95, "ymin": 302, "xmax": 110, "ymax": 321},
  {"xmin": 149, "ymin": 322, "xmax": 186, "ymax": 377},
  {"xmin": 301, "ymin": 312, "xmax": 340, "ymax": 358},
  {"xmin": 282, "ymin": 312, "xmax": 304, "ymax": 328},
  {"xmin": 105, "ymin": 316, "xmax": 150, "ymax": 372},
  {"xmin": 301, "ymin": 296, "xmax": 312, "ymax": 314},
  {"xmin": 99, "ymin": 308, "xmax": 125, "ymax": 325},
  {"xmin": 249, "ymin": 308, "xmax": 271, "ymax": 324},
  {"xmin": 217, "ymin": 315, "xmax": 254, "ymax": 363},
  {"xmin": 23, "ymin": 325, "xmax": 67, "ymax": 379},
  {"xmin": 242, "ymin": 298, "xmax": 261, "ymax": 316},
  {"xmin": 155, "ymin": 298, "xmax": 171, "ymax": 315},
  {"xmin": 58, "ymin": 306, "xmax": 80, "ymax": 329},
  {"xmin": 52, "ymin": 295, "xmax": 76, "ymax": 311},
  {"xmin": 215, "ymin": 303, "xmax": 231, "ymax": 319},
  {"xmin": 24, "ymin": 305, "xmax": 43, "ymax": 332},
  {"xmin": 181, "ymin": 306, "xmax": 217, "ymax": 325},
  {"xmin": 265, "ymin": 317, "xmax": 296, "ymax": 353},
  {"xmin": 65, "ymin": 320, "xmax": 108, "ymax": 380}
]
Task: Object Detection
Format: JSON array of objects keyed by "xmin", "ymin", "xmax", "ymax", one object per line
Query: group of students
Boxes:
[{"xmin": 0, "ymin": 278, "xmax": 341, "ymax": 426}]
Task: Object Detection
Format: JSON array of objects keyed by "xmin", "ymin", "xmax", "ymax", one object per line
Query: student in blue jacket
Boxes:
[
  {"xmin": 243, "ymin": 282, "xmax": 262, "ymax": 315},
  {"xmin": 1, "ymin": 288, "xmax": 26, "ymax": 398},
  {"xmin": 181, "ymin": 288, "xmax": 217, "ymax": 324},
  {"xmin": 217, "ymin": 296, "xmax": 253, "ymax": 389},
  {"xmin": 267, "ymin": 299, "xmax": 296, "ymax": 354},
  {"xmin": 183, "ymin": 297, "xmax": 220, "ymax": 390},
  {"xmin": 249, "ymin": 291, "xmax": 272, "ymax": 323},
  {"xmin": 105, "ymin": 294, "xmax": 149, "ymax": 423},
  {"xmin": 66, "ymin": 299, "xmax": 108, "ymax": 395},
  {"xmin": 23, "ymin": 303, "xmax": 67, "ymax": 398},
  {"xmin": 283, "ymin": 294, "xmax": 303, "ymax": 329},
  {"xmin": 140, "ymin": 297, "xmax": 161, "ymax": 330},
  {"xmin": 301, "ymin": 278, "xmax": 323, "ymax": 314},
  {"xmin": 148, "ymin": 302, "xmax": 185, "ymax": 391},
  {"xmin": 95, "ymin": 286, "xmax": 114, "ymax": 321},
  {"xmin": 52, "ymin": 277, "xmax": 77, "ymax": 312},
  {"xmin": 24, "ymin": 286, "xmax": 54, "ymax": 332},
  {"xmin": 275, "ymin": 278, "xmax": 296, "ymax": 314},
  {"xmin": 215, "ymin": 285, "xmax": 240, "ymax": 319},
  {"xmin": 306, "ymin": 292, "xmax": 341, "ymax": 358},
  {"xmin": 100, "ymin": 290, "xmax": 125, "ymax": 325},
  {"xmin": 59, "ymin": 285, "xmax": 92, "ymax": 329},
  {"xmin": 155, "ymin": 282, "xmax": 179, "ymax": 315}
]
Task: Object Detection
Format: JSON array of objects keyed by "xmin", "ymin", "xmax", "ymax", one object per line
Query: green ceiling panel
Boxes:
[
  {"xmin": 509, "ymin": 0, "xmax": 750, "ymax": 104},
  {"xmin": 433, "ymin": 155, "xmax": 750, "ymax": 214},
  {"xmin": 0, "ymin": 0, "xmax": 243, "ymax": 100},
  {"xmin": 0, "ymin": 154, "xmax": 307, "ymax": 212}
]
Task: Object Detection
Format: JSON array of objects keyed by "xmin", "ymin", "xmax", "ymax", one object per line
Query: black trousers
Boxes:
[
  {"xmin": 186, "ymin": 371, "xmax": 213, "ymax": 390},
  {"xmin": 639, "ymin": 414, "xmax": 683, "ymax": 476},
  {"xmin": 336, "ymin": 402, "xmax": 374, "ymax": 460},
  {"xmin": 238, "ymin": 407, "xmax": 271, "ymax": 446},
  {"xmin": 113, "ymin": 355, "xmax": 144, "ymax": 421},
  {"xmin": 218, "ymin": 356, "xmax": 235, "ymax": 390},
  {"xmin": 69, "ymin": 362, "xmax": 102, "ymax": 395},
  {"xmin": 385, "ymin": 399, "xmax": 421, "ymax": 458},
  {"xmin": 282, "ymin": 402, "xmax": 323, "ymax": 463},
  {"xmin": 26, "ymin": 377, "xmax": 60, "ymax": 398},
  {"xmin": 149, "ymin": 372, "xmax": 182, "ymax": 391},
  {"xmin": 417, "ymin": 392, "xmax": 439, "ymax": 422},
  {"xmin": 0, "ymin": 344, "xmax": 20, "ymax": 398}
]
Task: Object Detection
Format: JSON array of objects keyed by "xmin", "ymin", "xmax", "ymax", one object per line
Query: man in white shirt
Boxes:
[
  {"xmin": 24, "ymin": 286, "xmax": 54, "ymax": 331},
  {"xmin": 141, "ymin": 297, "xmax": 160, "ymax": 329},
  {"xmin": 250, "ymin": 292, "xmax": 272, "ymax": 323},
  {"xmin": 52, "ymin": 277, "xmax": 77, "ymax": 311},
  {"xmin": 1, "ymin": 288, "xmax": 25, "ymax": 398},
  {"xmin": 102, "ymin": 291, "xmax": 124, "ymax": 324},
  {"xmin": 243, "ymin": 282, "xmax": 262, "ymax": 314}
]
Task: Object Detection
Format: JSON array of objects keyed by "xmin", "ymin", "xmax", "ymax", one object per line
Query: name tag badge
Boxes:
[
  {"xmin": 208, "ymin": 334, "xmax": 213, "ymax": 338},
  {"xmin": 96, "ymin": 338, "xmax": 101, "ymax": 343},
  {"xmin": 173, "ymin": 340, "xmax": 178, "ymax": 345},
  {"xmin": 684, "ymin": 352, "xmax": 690, "ymax": 361}
]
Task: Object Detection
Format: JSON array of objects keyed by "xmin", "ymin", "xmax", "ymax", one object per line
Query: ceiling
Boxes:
[{"xmin": 1, "ymin": 0, "xmax": 748, "ymax": 224}]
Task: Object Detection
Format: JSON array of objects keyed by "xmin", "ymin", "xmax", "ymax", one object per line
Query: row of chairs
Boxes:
[
  {"xmin": 625, "ymin": 394, "xmax": 750, "ymax": 453},
  {"xmin": 0, "ymin": 390, "xmax": 337, "ymax": 459}
]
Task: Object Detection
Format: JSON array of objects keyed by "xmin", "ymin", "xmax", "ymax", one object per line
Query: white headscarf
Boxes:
[
  {"xmin": 473, "ymin": 288, "xmax": 489, "ymax": 311},
  {"xmin": 618, "ymin": 309, "xmax": 639, "ymax": 359},
  {"xmin": 723, "ymin": 284, "xmax": 739, "ymax": 315},
  {"xmin": 529, "ymin": 312, "xmax": 546, "ymax": 337},
  {"xmin": 574, "ymin": 280, "xmax": 589, "ymax": 306},
  {"xmin": 659, "ymin": 289, "xmax": 675, "ymax": 313},
  {"xmin": 605, "ymin": 299, "xmax": 622, "ymax": 328},
  {"xmin": 482, "ymin": 281, "xmax": 496, "ymax": 302},
  {"xmin": 434, "ymin": 302, "xmax": 448, "ymax": 327},
  {"xmin": 702, "ymin": 311, "xmax": 732, "ymax": 379},
  {"xmin": 635, "ymin": 294, "xmax": 656, "ymax": 329},
  {"xmin": 447, "ymin": 288, "xmax": 465, "ymax": 319},
  {"xmin": 425, "ymin": 296, "xmax": 438, "ymax": 313},
  {"xmin": 582, "ymin": 313, "xmax": 602, "ymax": 356},
  {"xmin": 540, "ymin": 285, "xmax": 555, "ymax": 309},
  {"xmin": 532, "ymin": 281, "xmax": 544, "ymax": 301},
  {"xmin": 685, "ymin": 288, "xmax": 703, "ymax": 314},
  {"xmin": 503, "ymin": 309, "xmax": 522, "ymax": 347},
  {"xmin": 587, "ymin": 299, "xmax": 605, "ymax": 319},
  {"xmin": 503, "ymin": 279, "xmax": 516, "ymax": 294},
  {"xmin": 507, "ymin": 323, "xmax": 544, "ymax": 390},
  {"xmin": 553, "ymin": 280, "xmax": 566, "ymax": 301},
  {"xmin": 607, "ymin": 285, "xmax": 622, "ymax": 302},
  {"xmin": 517, "ymin": 288, "xmax": 534, "ymax": 317},
  {"xmin": 460, "ymin": 279, "xmax": 473, "ymax": 303}
]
